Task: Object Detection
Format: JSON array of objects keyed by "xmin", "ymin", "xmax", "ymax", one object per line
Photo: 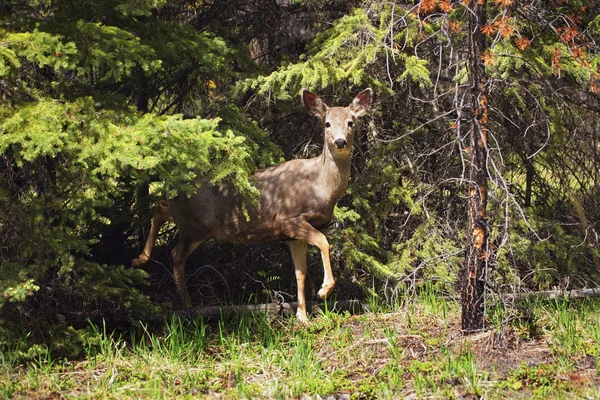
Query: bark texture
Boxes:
[{"xmin": 462, "ymin": 0, "xmax": 489, "ymax": 332}]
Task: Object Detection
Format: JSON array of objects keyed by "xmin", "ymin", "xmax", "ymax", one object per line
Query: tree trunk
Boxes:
[{"xmin": 462, "ymin": 0, "xmax": 489, "ymax": 332}]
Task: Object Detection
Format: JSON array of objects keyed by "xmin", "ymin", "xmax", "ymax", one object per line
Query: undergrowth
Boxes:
[{"xmin": 2, "ymin": 291, "xmax": 600, "ymax": 399}]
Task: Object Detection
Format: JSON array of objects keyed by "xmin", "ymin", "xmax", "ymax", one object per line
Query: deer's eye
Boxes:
[
  {"xmin": 347, "ymin": 121, "xmax": 353, "ymax": 128},
  {"xmin": 325, "ymin": 122, "xmax": 331, "ymax": 128}
]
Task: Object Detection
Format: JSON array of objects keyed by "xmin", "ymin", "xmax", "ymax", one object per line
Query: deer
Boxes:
[{"xmin": 132, "ymin": 88, "xmax": 373, "ymax": 323}]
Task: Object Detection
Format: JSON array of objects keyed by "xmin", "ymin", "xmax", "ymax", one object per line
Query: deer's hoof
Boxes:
[
  {"xmin": 317, "ymin": 283, "xmax": 335, "ymax": 299},
  {"xmin": 296, "ymin": 310, "xmax": 310, "ymax": 325}
]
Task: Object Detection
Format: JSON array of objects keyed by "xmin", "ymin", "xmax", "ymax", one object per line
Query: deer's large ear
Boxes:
[
  {"xmin": 302, "ymin": 89, "xmax": 328, "ymax": 120},
  {"xmin": 349, "ymin": 88, "xmax": 373, "ymax": 118}
]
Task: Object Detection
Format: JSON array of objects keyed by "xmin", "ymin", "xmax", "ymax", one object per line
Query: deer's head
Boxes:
[{"xmin": 302, "ymin": 88, "xmax": 373, "ymax": 159}]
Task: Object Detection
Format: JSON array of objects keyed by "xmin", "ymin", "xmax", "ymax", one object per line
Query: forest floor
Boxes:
[{"xmin": 2, "ymin": 295, "xmax": 600, "ymax": 399}]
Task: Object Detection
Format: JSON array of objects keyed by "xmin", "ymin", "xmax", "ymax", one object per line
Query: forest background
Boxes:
[{"xmin": 1, "ymin": 0, "xmax": 599, "ymax": 356}]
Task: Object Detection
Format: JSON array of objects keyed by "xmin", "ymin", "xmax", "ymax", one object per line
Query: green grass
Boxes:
[{"xmin": 2, "ymin": 293, "xmax": 600, "ymax": 399}]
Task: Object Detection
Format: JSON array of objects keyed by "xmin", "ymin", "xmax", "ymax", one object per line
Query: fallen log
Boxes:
[
  {"xmin": 161, "ymin": 288, "xmax": 600, "ymax": 322},
  {"xmin": 174, "ymin": 299, "xmax": 366, "ymax": 320},
  {"xmin": 500, "ymin": 287, "xmax": 600, "ymax": 302}
]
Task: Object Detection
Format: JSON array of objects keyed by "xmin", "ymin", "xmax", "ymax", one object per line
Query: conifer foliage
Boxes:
[{"xmin": 0, "ymin": 0, "xmax": 279, "ymax": 354}]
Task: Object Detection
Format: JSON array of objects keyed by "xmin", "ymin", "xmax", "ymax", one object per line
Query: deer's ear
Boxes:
[
  {"xmin": 302, "ymin": 89, "xmax": 328, "ymax": 119},
  {"xmin": 349, "ymin": 88, "xmax": 373, "ymax": 118}
]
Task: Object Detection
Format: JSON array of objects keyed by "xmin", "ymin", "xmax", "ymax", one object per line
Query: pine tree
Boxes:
[{"xmin": 0, "ymin": 0, "xmax": 280, "ymax": 354}]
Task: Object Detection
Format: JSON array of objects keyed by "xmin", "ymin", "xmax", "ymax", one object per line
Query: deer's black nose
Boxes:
[{"xmin": 334, "ymin": 138, "xmax": 347, "ymax": 148}]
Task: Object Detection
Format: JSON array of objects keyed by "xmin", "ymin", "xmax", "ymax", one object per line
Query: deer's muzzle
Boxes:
[{"xmin": 334, "ymin": 138, "xmax": 347, "ymax": 148}]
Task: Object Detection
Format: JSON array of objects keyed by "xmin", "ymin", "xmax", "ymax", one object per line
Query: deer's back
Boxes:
[{"xmin": 168, "ymin": 158, "xmax": 342, "ymax": 244}]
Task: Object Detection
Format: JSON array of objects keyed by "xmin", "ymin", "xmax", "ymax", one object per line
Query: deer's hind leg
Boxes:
[
  {"xmin": 171, "ymin": 237, "xmax": 203, "ymax": 308},
  {"xmin": 132, "ymin": 200, "xmax": 172, "ymax": 267}
]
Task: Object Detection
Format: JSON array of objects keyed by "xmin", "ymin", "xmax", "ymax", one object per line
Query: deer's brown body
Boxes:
[{"xmin": 133, "ymin": 88, "xmax": 372, "ymax": 322}]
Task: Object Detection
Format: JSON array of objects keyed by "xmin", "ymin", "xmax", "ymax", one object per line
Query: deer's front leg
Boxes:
[
  {"xmin": 284, "ymin": 221, "xmax": 336, "ymax": 303},
  {"xmin": 289, "ymin": 240, "xmax": 309, "ymax": 324},
  {"xmin": 312, "ymin": 233, "xmax": 335, "ymax": 300}
]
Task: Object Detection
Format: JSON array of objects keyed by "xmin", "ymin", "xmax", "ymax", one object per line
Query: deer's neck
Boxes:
[{"xmin": 319, "ymin": 145, "xmax": 352, "ymax": 201}]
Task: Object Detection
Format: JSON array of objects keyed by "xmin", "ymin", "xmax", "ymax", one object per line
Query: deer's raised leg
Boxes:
[
  {"xmin": 311, "ymin": 231, "xmax": 336, "ymax": 300},
  {"xmin": 132, "ymin": 200, "xmax": 172, "ymax": 267},
  {"xmin": 289, "ymin": 240, "xmax": 309, "ymax": 323},
  {"xmin": 171, "ymin": 238, "xmax": 202, "ymax": 308},
  {"xmin": 284, "ymin": 221, "xmax": 336, "ymax": 303}
]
